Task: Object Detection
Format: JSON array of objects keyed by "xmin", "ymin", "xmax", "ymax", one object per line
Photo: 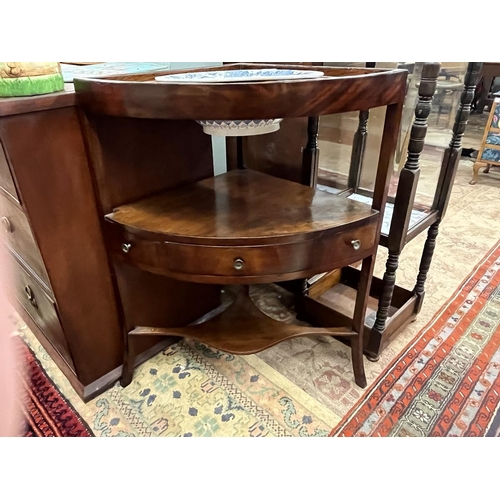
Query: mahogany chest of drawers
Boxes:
[{"xmin": 0, "ymin": 89, "xmax": 219, "ymax": 401}]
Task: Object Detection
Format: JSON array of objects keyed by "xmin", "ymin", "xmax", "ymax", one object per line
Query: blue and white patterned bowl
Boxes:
[
  {"xmin": 155, "ymin": 68, "xmax": 324, "ymax": 136},
  {"xmin": 197, "ymin": 118, "xmax": 283, "ymax": 136}
]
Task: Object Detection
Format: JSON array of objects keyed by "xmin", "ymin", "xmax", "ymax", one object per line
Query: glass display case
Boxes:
[{"xmin": 316, "ymin": 62, "xmax": 469, "ymax": 242}]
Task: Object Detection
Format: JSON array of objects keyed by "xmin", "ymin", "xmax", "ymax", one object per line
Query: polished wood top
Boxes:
[
  {"xmin": 0, "ymin": 84, "xmax": 75, "ymax": 117},
  {"xmin": 106, "ymin": 170, "xmax": 378, "ymax": 246},
  {"xmin": 74, "ymin": 63, "xmax": 408, "ymax": 119}
]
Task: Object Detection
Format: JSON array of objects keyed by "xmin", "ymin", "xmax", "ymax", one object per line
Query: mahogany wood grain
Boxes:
[
  {"xmin": 74, "ymin": 64, "xmax": 407, "ymax": 389},
  {"xmin": 0, "ymin": 85, "xmax": 76, "ymax": 117},
  {"xmin": 0, "ymin": 194, "xmax": 51, "ymax": 288},
  {"xmin": 0, "ymin": 107, "xmax": 123, "ymax": 385},
  {"xmin": 108, "ymin": 220, "xmax": 377, "ymax": 285},
  {"xmin": 107, "ymin": 170, "xmax": 378, "ymax": 245},
  {"xmin": 6, "ymin": 248, "xmax": 75, "ymax": 371},
  {"xmin": 80, "ymin": 114, "xmax": 214, "ymax": 213},
  {"xmin": 130, "ymin": 287, "xmax": 352, "ymax": 353},
  {"xmin": 105, "ymin": 170, "xmax": 378, "ymax": 285},
  {"xmin": 114, "ymin": 260, "xmax": 220, "ymax": 359},
  {"xmin": 226, "ymin": 117, "xmax": 309, "ymax": 184},
  {"xmin": 0, "ymin": 141, "xmax": 19, "ymax": 203},
  {"xmin": 74, "ymin": 64, "xmax": 408, "ymax": 120}
]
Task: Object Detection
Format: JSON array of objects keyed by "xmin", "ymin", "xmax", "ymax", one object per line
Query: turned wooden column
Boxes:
[
  {"xmin": 367, "ymin": 62, "xmax": 441, "ymax": 360},
  {"xmin": 295, "ymin": 116, "xmax": 320, "ymax": 302},
  {"xmin": 348, "ymin": 110, "xmax": 369, "ymax": 191},
  {"xmin": 348, "ymin": 62, "xmax": 376, "ymax": 191},
  {"xmin": 301, "ymin": 116, "xmax": 320, "ymax": 187},
  {"xmin": 413, "ymin": 62, "xmax": 483, "ymax": 310}
]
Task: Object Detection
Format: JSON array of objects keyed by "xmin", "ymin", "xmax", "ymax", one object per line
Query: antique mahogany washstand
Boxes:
[{"xmin": 74, "ymin": 63, "xmax": 407, "ymax": 388}]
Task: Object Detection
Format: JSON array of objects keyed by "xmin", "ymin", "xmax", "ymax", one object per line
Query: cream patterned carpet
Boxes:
[{"xmin": 15, "ymin": 116, "xmax": 500, "ymax": 436}]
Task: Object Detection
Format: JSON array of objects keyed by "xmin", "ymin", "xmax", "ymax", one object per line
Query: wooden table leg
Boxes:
[{"xmin": 470, "ymin": 161, "xmax": 489, "ymax": 185}]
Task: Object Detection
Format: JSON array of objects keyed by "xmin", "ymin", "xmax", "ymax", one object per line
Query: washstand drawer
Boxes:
[
  {"xmin": 109, "ymin": 221, "xmax": 378, "ymax": 282},
  {"xmin": 9, "ymin": 254, "xmax": 75, "ymax": 371},
  {"xmin": 0, "ymin": 141, "xmax": 19, "ymax": 204},
  {"xmin": 0, "ymin": 195, "xmax": 51, "ymax": 288}
]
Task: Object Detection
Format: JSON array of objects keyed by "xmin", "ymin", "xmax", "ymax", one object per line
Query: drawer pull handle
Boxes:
[
  {"xmin": 2, "ymin": 217, "xmax": 12, "ymax": 234},
  {"xmin": 233, "ymin": 258, "xmax": 245, "ymax": 271},
  {"xmin": 351, "ymin": 239, "xmax": 361, "ymax": 251},
  {"xmin": 122, "ymin": 243, "xmax": 132, "ymax": 254},
  {"xmin": 24, "ymin": 285, "xmax": 38, "ymax": 309}
]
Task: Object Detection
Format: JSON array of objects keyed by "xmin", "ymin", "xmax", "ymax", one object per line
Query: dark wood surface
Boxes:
[
  {"xmin": 80, "ymin": 114, "xmax": 214, "ymax": 213},
  {"xmin": 300, "ymin": 267, "xmax": 417, "ymax": 359},
  {"xmin": 129, "ymin": 286, "xmax": 352, "ymax": 354},
  {"xmin": 226, "ymin": 117, "xmax": 309, "ymax": 183},
  {"xmin": 301, "ymin": 117, "xmax": 320, "ymax": 187},
  {"xmin": 74, "ymin": 63, "xmax": 408, "ymax": 120},
  {"xmin": 106, "ymin": 170, "xmax": 378, "ymax": 284},
  {"xmin": 7, "ymin": 249, "xmax": 75, "ymax": 370},
  {"xmin": 369, "ymin": 63, "xmax": 440, "ymax": 347},
  {"xmin": 107, "ymin": 170, "xmax": 377, "ymax": 245},
  {"xmin": 0, "ymin": 91, "xmax": 222, "ymax": 400},
  {"xmin": 301, "ymin": 62, "xmax": 482, "ymax": 361},
  {"xmin": 0, "ymin": 193, "xmax": 51, "ymax": 288},
  {"xmin": 0, "ymin": 107, "xmax": 123, "ymax": 385},
  {"xmin": 0, "ymin": 84, "xmax": 76, "ymax": 117},
  {"xmin": 74, "ymin": 63, "xmax": 408, "ymax": 389},
  {"xmin": 0, "ymin": 141, "xmax": 19, "ymax": 203},
  {"xmin": 387, "ymin": 62, "xmax": 440, "ymax": 252},
  {"xmin": 416, "ymin": 62, "xmax": 483, "ymax": 307},
  {"xmin": 78, "ymin": 91, "xmax": 224, "ymax": 388},
  {"xmin": 108, "ymin": 215, "xmax": 378, "ymax": 285},
  {"xmin": 476, "ymin": 62, "xmax": 500, "ymax": 113}
]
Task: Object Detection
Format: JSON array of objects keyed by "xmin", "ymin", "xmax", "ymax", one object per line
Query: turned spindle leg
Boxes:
[
  {"xmin": 413, "ymin": 222, "xmax": 439, "ymax": 312},
  {"xmin": 368, "ymin": 251, "xmax": 400, "ymax": 361}
]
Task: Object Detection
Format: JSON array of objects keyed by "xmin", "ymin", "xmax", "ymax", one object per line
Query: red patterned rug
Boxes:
[
  {"xmin": 331, "ymin": 240, "xmax": 500, "ymax": 437},
  {"xmin": 18, "ymin": 339, "xmax": 93, "ymax": 437}
]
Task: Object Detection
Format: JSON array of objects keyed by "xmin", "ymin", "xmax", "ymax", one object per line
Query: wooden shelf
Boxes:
[
  {"xmin": 106, "ymin": 170, "xmax": 380, "ymax": 284},
  {"xmin": 128, "ymin": 287, "xmax": 352, "ymax": 355},
  {"xmin": 299, "ymin": 266, "xmax": 418, "ymax": 359}
]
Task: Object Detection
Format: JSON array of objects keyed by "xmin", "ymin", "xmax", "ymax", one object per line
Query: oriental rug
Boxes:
[
  {"xmin": 331, "ymin": 239, "xmax": 500, "ymax": 437},
  {"xmin": 18, "ymin": 339, "xmax": 93, "ymax": 437}
]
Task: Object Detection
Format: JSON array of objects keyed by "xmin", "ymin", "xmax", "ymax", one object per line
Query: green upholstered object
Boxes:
[{"xmin": 0, "ymin": 63, "xmax": 64, "ymax": 97}]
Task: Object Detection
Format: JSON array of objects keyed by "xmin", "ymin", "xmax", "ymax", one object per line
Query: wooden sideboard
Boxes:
[{"xmin": 0, "ymin": 86, "xmax": 220, "ymax": 401}]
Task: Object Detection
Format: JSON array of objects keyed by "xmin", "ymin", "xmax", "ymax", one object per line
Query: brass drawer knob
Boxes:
[
  {"xmin": 122, "ymin": 243, "xmax": 132, "ymax": 254},
  {"xmin": 2, "ymin": 216, "xmax": 12, "ymax": 234},
  {"xmin": 233, "ymin": 258, "xmax": 245, "ymax": 271},
  {"xmin": 24, "ymin": 285, "xmax": 37, "ymax": 309},
  {"xmin": 351, "ymin": 239, "xmax": 361, "ymax": 251}
]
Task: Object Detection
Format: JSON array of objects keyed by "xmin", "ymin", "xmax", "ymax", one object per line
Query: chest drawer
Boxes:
[
  {"xmin": 0, "ymin": 141, "xmax": 19, "ymax": 204},
  {"xmin": 9, "ymin": 253, "xmax": 75, "ymax": 372},
  {"xmin": 0, "ymin": 194, "xmax": 51, "ymax": 289}
]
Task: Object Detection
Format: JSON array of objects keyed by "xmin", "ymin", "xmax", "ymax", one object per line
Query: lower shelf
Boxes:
[
  {"xmin": 128, "ymin": 286, "xmax": 353, "ymax": 355},
  {"xmin": 298, "ymin": 266, "xmax": 421, "ymax": 359}
]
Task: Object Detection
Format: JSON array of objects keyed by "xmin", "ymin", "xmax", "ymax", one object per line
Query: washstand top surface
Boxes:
[{"xmin": 74, "ymin": 63, "xmax": 408, "ymax": 120}]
